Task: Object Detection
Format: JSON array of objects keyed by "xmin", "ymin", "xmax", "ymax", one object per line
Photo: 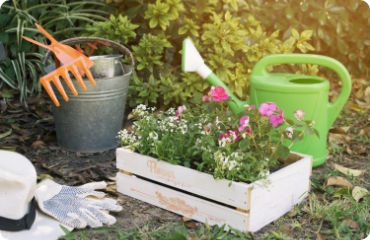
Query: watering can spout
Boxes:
[{"xmin": 182, "ymin": 38, "xmax": 247, "ymax": 113}]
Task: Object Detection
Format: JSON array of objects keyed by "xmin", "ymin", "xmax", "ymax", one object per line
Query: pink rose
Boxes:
[
  {"xmin": 176, "ymin": 105, "xmax": 186, "ymax": 117},
  {"xmin": 238, "ymin": 116, "xmax": 250, "ymax": 132},
  {"xmin": 211, "ymin": 86, "xmax": 229, "ymax": 102},
  {"xmin": 269, "ymin": 110, "xmax": 284, "ymax": 127},
  {"xmin": 258, "ymin": 102, "xmax": 278, "ymax": 116}
]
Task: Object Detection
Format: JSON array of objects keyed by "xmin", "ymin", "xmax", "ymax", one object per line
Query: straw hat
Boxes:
[{"xmin": 0, "ymin": 150, "xmax": 72, "ymax": 240}]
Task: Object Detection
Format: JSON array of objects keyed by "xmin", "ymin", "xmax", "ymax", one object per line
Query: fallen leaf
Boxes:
[
  {"xmin": 333, "ymin": 187, "xmax": 352, "ymax": 198},
  {"xmin": 132, "ymin": 209, "xmax": 139, "ymax": 216},
  {"xmin": 37, "ymin": 173, "xmax": 54, "ymax": 181},
  {"xmin": 341, "ymin": 219, "xmax": 360, "ymax": 229},
  {"xmin": 31, "ymin": 140, "xmax": 47, "ymax": 149},
  {"xmin": 182, "ymin": 216, "xmax": 192, "ymax": 222},
  {"xmin": 325, "ymin": 176, "xmax": 354, "ymax": 188},
  {"xmin": 353, "ymin": 145, "xmax": 367, "ymax": 155},
  {"xmin": 329, "ymin": 127, "xmax": 347, "ymax": 134},
  {"xmin": 346, "ymin": 104, "xmax": 365, "ymax": 113},
  {"xmin": 333, "ymin": 163, "xmax": 367, "ymax": 177},
  {"xmin": 352, "ymin": 186, "xmax": 369, "ymax": 202},
  {"xmin": 184, "ymin": 221, "xmax": 198, "ymax": 229},
  {"xmin": 364, "ymin": 86, "xmax": 370, "ymax": 97},
  {"xmin": 0, "ymin": 127, "xmax": 12, "ymax": 139},
  {"xmin": 316, "ymin": 233, "xmax": 327, "ymax": 240},
  {"xmin": 282, "ymin": 223, "xmax": 295, "ymax": 238}
]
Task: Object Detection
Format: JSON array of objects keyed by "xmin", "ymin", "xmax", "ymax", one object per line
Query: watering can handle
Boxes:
[{"xmin": 252, "ymin": 54, "xmax": 351, "ymax": 127}]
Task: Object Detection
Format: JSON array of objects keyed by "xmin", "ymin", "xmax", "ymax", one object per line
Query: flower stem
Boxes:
[
  {"xmin": 270, "ymin": 141, "xmax": 280, "ymax": 159},
  {"xmin": 288, "ymin": 129, "xmax": 305, "ymax": 149}
]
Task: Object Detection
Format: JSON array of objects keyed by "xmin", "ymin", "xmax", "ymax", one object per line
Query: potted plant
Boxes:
[{"xmin": 115, "ymin": 86, "xmax": 318, "ymax": 232}]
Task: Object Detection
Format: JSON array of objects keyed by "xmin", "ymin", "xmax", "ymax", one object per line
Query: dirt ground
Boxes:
[{"xmin": 1, "ymin": 89, "xmax": 370, "ymax": 239}]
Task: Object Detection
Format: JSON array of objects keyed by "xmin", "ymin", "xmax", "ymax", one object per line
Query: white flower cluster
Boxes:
[
  {"xmin": 258, "ymin": 170, "xmax": 270, "ymax": 178},
  {"xmin": 214, "ymin": 150, "xmax": 240, "ymax": 171},
  {"xmin": 117, "ymin": 129, "xmax": 137, "ymax": 144},
  {"xmin": 132, "ymin": 104, "xmax": 156, "ymax": 117}
]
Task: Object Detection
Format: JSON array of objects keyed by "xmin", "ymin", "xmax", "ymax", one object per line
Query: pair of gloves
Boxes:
[{"xmin": 35, "ymin": 179, "xmax": 122, "ymax": 229}]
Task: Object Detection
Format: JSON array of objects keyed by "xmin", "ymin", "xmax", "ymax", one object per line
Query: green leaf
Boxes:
[
  {"xmin": 0, "ymin": 32, "xmax": 9, "ymax": 44},
  {"xmin": 313, "ymin": 129, "xmax": 320, "ymax": 139},
  {"xmin": 205, "ymin": 136, "xmax": 215, "ymax": 147},
  {"xmin": 300, "ymin": 30, "xmax": 313, "ymax": 40},
  {"xmin": 285, "ymin": 7, "xmax": 294, "ymax": 19},
  {"xmin": 206, "ymin": 102, "xmax": 217, "ymax": 113},
  {"xmin": 285, "ymin": 118, "xmax": 294, "ymax": 126},
  {"xmin": 178, "ymin": 26, "xmax": 188, "ymax": 35},
  {"xmin": 149, "ymin": 18, "xmax": 159, "ymax": 28},
  {"xmin": 239, "ymin": 139, "xmax": 250, "ymax": 151},
  {"xmin": 276, "ymin": 145, "xmax": 290, "ymax": 160},
  {"xmin": 291, "ymin": 28, "xmax": 300, "ymax": 40},
  {"xmin": 304, "ymin": 126, "xmax": 314, "ymax": 135}
]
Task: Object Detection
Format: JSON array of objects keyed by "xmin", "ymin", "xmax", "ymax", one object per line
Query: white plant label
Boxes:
[{"xmin": 0, "ymin": 0, "xmax": 8, "ymax": 8}]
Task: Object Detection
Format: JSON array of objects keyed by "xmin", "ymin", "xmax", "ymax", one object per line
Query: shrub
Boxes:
[
  {"xmin": 85, "ymin": 0, "xmax": 315, "ymax": 109},
  {"xmin": 252, "ymin": 0, "xmax": 370, "ymax": 77}
]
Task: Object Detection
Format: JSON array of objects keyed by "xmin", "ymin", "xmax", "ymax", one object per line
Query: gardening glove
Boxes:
[{"xmin": 35, "ymin": 179, "xmax": 123, "ymax": 229}]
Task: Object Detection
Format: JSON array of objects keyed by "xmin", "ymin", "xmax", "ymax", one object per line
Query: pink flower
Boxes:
[
  {"xmin": 176, "ymin": 105, "xmax": 186, "ymax": 117},
  {"xmin": 269, "ymin": 110, "xmax": 284, "ymax": 127},
  {"xmin": 220, "ymin": 130, "xmax": 239, "ymax": 142},
  {"xmin": 238, "ymin": 116, "xmax": 249, "ymax": 132},
  {"xmin": 258, "ymin": 102, "xmax": 278, "ymax": 116},
  {"xmin": 202, "ymin": 95, "xmax": 210, "ymax": 102},
  {"xmin": 211, "ymin": 86, "xmax": 229, "ymax": 102}
]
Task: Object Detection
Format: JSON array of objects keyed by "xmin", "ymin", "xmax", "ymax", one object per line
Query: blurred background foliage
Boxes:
[{"xmin": 1, "ymin": 0, "xmax": 369, "ymax": 109}]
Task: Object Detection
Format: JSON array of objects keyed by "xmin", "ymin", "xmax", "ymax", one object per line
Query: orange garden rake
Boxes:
[{"xmin": 22, "ymin": 24, "xmax": 97, "ymax": 106}]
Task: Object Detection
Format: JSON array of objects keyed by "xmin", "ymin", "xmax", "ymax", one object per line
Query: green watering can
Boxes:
[{"xmin": 182, "ymin": 38, "xmax": 351, "ymax": 167}]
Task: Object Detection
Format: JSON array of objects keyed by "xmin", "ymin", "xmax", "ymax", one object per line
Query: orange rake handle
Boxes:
[{"xmin": 22, "ymin": 24, "xmax": 94, "ymax": 69}]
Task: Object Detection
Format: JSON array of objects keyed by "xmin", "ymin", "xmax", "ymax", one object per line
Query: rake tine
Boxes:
[
  {"xmin": 62, "ymin": 70, "xmax": 78, "ymax": 96},
  {"xmin": 52, "ymin": 75, "xmax": 69, "ymax": 101},
  {"xmin": 78, "ymin": 61, "xmax": 96, "ymax": 86},
  {"xmin": 70, "ymin": 64, "xmax": 87, "ymax": 91},
  {"xmin": 40, "ymin": 77, "xmax": 60, "ymax": 106}
]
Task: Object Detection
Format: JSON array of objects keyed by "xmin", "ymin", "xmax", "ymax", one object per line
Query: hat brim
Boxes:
[{"xmin": 1, "ymin": 208, "xmax": 73, "ymax": 240}]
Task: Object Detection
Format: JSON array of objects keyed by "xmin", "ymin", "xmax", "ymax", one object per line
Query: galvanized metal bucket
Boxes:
[{"xmin": 43, "ymin": 37, "xmax": 135, "ymax": 153}]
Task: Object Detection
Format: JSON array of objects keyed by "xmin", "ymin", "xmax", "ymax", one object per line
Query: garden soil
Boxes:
[{"xmin": 1, "ymin": 88, "xmax": 370, "ymax": 239}]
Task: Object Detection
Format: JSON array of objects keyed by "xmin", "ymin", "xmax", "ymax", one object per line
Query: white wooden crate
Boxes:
[{"xmin": 116, "ymin": 147, "xmax": 312, "ymax": 232}]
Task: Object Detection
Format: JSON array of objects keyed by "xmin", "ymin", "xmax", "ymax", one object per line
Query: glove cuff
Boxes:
[{"xmin": 35, "ymin": 179, "xmax": 63, "ymax": 203}]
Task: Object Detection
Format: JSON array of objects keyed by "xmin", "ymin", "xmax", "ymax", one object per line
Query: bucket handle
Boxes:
[
  {"xmin": 251, "ymin": 54, "xmax": 352, "ymax": 127},
  {"xmin": 42, "ymin": 37, "xmax": 135, "ymax": 69}
]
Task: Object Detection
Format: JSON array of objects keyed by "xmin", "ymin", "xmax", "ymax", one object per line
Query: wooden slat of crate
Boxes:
[
  {"xmin": 116, "ymin": 148, "xmax": 250, "ymax": 210},
  {"xmin": 248, "ymin": 155, "xmax": 312, "ymax": 232},
  {"xmin": 117, "ymin": 172, "xmax": 250, "ymax": 232}
]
